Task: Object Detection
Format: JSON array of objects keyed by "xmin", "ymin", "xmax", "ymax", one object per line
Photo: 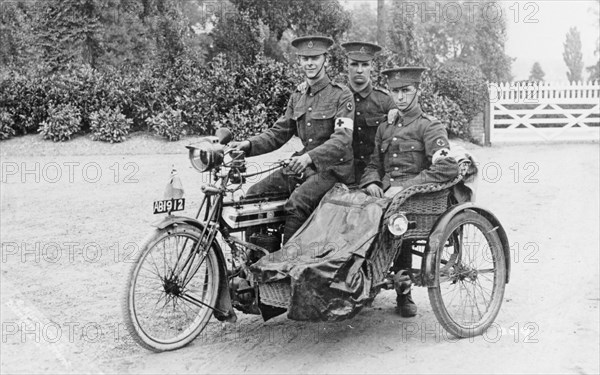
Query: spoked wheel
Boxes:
[
  {"xmin": 123, "ymin": 224, "xmax": 221, "ymax": 352},
  {"xmin": 428, "ymin": 211, "xmax": 506, "ymax": 338}
]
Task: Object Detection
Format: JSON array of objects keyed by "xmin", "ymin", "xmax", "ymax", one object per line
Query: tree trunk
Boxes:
[{"xmin": 377, "ymin": 0, "xmax": 385, "ymax": 47}]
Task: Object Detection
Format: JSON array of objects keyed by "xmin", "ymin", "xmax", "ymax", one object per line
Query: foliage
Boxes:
[
  {"xmin": 563, "ymin": 27, "xmax": 584, "ymax": 82},
  {"xmin": 431, "ymin": 63, "xmax": 488, "ymax": 122},
  {"xmin": 232, "ymin": 0, "xmax": 351, "ymax": 41},
  {"xmin": 0, "ymin": 70, "xmax": 50, "ymax": 134},
  {"xmin": 0, "ymin": 111, "xmax": 16, "ymax": 140},
  {"xmin": 89, "ymin": 107, "xmax": 132, "ymax": 143},
  {"xmin": 529, "ymin": 62, "xmax": 545, "ymax": 82},
  {"xmin": 381, "ymin": 0, "xmax": 513, "ymax": 82},
  {"xmin": 38, "ymin": 103, "xmax": 82, "ymax": 142},
  {"xmin": 420, "ymin": 89, "xmax": 469, "ymax": 139},
  {"xmin": 146, "ymin": 106, "xmax": 187, "ymax": 141},
  {"xmin": 209, "ymin": 10, "xmax": 263, "ymax": 65}
]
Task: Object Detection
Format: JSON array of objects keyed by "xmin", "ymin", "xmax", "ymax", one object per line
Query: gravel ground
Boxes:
[{"xmin": 1, "ymin": 134, "xmax": 598, "ymax": 374}]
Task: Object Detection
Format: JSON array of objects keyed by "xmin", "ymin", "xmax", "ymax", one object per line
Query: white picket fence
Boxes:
[{"xmin": 487, "ymin": 81, "xmax": 600, "ymax": 143}]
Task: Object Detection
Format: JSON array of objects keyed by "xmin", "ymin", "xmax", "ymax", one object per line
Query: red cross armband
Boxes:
[
  {"xmin": 432, "ymin": 147, "xmax": 451, "ymax": 164},
  {"xmin": 334, "ymin": 117, "xmax": 354, "ymax": 131}
]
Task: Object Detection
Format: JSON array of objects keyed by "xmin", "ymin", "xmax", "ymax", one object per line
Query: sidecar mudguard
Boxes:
[
  {"xmin": 154, "ymin": 216, "xmax": 237, "ymax": 323},
  {"xmin": 421, "ymin": 203, "xmax": 511, "ymax": 287}
]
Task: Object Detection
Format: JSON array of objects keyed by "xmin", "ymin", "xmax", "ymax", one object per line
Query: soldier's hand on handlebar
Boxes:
[
  {"xmin": 365, "ymin": 183, "xmax": 384, "ymax": 198},
  {"xmin": 288, "ymin": 154, "xmax": 312, "ymax": 175},
  {"xmin": 229, "ymin": 140, "xmax": 251, "ymax": 152}
]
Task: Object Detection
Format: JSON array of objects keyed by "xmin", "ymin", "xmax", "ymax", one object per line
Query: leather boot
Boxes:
[{"xmin": 396, "ymin": 291, "xmax": 417, "ymax": 317}]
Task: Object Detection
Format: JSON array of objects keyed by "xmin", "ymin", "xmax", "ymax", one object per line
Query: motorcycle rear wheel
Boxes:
[
  {"xmin": 123, "ymin": 224, "xmax": 221, "ymax": 352},
  {"xmin": 428, "ymin": 211, "xmax": 506, "ymax": 338}
]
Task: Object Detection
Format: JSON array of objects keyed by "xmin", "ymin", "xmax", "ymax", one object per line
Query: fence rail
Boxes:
[{"xmin": 487, "ymin": 81, "xmax": 600, "ymax": 142}]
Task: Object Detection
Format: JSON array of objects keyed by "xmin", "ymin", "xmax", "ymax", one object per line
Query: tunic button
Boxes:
[
  {"xmin": 308, "ymin": 107, "xmax": 312, "ymax": 111},
  {"xmin": 359, "ymin": 141, "xmax": 363, "ymax": 144},
  {"xmin": 360, "ymin": 156, "xmax": 365, "ymax": 159},
  {"xmin": 411, "ymin": 146, "xmax": 415, "ymax": 149},
  {"xmin": 322, "ymin": 115, "xmax": 326, "ymax": 118},
  {"xmin": 381, "ymin": 148, "xmax": 385, "ymax": 152},
  {"xmin": 393, "ymin": 153, "xmax": 398, "ymax": 157},
  {"xmin": 394, "ymin": 167, "xmax": 399, "ymax": 171},
  {"xmin": 358, "ymin": 127, "xmax": 362, "ymax": 131},
  {"xmin": 398, "ymin": 124, "xmax": 402, "ymax": 127},
  {"xmin": 376, "ymin": 121, "xmax": 379, "ymax": 124},
  {"xmin": 356, "ymin": 98, "xmax": 360, "ymax": 102},
  {"xmin": 340, "ymin": 158, "xmax": 344, "ymax": 162},
  {"xmin": 393, "ymin": 137, "xmax": 397, "ymax": 141},
  {"xmin": 357, "ymin": 111, "xmax": 361, "ymax": 115},
  {"xmin": 390, "ymin": 178, "xmax": 395, "ymax": 182},
  {"xmin": 308, "ymin": 138, "xmax": 313, "ymax": 142},
  {"xmin": 307, "ymin": 122, "xmax": 311, "ymax": 127}
]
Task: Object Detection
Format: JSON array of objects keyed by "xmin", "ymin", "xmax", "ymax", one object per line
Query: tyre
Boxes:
[
  {"xmin": 122, "ymin": 223, "xmax": 221, "ymax": 352},
  {"xmin": 428, "ymin": 210, "xmax": 506, "ymax": 338}
]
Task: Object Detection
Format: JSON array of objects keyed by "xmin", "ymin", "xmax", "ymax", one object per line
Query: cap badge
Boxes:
[
  {"xmin": 359, "ymin": 46, "xmax": 366, "ymax": 54},
  {"xmin": 308, "ymin": 41, "xmax": 314, "ymax": 48}
]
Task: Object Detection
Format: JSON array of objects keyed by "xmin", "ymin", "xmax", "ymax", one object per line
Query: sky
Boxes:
[{"xmin": 341, "ymin": 0, "xmax": 600, "ymax": 82}]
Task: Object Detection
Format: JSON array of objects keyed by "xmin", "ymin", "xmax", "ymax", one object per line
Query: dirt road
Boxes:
[{"xmin": 1, "ymin": 135, "xmax": 598, "ymax": 374}]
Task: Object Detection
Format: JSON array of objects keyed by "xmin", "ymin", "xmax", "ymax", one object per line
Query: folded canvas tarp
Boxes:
[{"xmin": 251, "ymin": 184, "xmax": 390, "ymax": 321}]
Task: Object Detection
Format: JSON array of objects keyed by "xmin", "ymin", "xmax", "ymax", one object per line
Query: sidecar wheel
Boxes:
[
  {"xmin": 428, "ymin": 211, "xmax": 506, "ymax": 338},
  {"xmin": 122, "ymin": 224, "xmax": 221, "ymax": 352}
]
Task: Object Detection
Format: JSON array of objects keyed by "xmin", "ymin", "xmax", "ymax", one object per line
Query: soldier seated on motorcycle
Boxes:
[
  {"xmin": 230, "ymin": 35, "xmax": 355, "ymax": 245},
  {"xmin": 360, "ymin": 67, "xmax": 459, "ymax": 317}
]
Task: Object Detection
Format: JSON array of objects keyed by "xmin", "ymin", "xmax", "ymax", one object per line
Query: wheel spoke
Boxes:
[{"xmin": 124, "ymin": 225, "xmax": 221, "ymax": 351}]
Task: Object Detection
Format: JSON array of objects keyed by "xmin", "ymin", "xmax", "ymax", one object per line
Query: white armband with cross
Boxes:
[
  {"xmin": 335, "ymin": 117, "xmax": 354, "ymax": 131},
  {"xmin": 432, "ymin": 148, "xmax": 451, "ymax": 164}
]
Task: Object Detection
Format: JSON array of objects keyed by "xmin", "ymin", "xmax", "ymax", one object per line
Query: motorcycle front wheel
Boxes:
[
  {"xmin": 122, "ymin": 223, "xmax": 221, "ymax": 352},
  {"xmin": 428, "ymin": 210, "xmax": 506, "ymax": 338}
]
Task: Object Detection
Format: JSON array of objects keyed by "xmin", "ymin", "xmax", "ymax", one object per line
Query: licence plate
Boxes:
[{"xmin": 153, "ymin": 198, "xmax": 185, "ymax": 214}]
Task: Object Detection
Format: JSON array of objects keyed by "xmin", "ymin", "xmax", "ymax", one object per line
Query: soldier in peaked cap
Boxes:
[
  {"xmin": 360, "ymin": 66, "xmax": 459, "ymax": 317},
  {"xmin": 231, "ymin": 35, "xmax": 355, "ymax": 244},
  {"xmin": 340, "ymin": 41, "xmax": 397, "ymax": 182}
]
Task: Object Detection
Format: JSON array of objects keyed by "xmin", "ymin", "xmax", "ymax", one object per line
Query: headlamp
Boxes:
[
  {"xmin": 387, "ymin": 213, "xmax": 410, "ymax": 236},
  {"xmin": 186, "ymin": 137, "xmax": 224, "ymax": 172}
]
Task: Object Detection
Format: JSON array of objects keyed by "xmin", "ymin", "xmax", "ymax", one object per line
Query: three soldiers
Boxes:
[{"xmin": 236, "ymin": 36, "xmax": 458, "ymax": 317}]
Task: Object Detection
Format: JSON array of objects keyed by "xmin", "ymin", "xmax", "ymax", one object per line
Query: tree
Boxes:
[
  {"xmin": 563, "ymin": 26, "xmax": 584, "ymax": 82},
  {"xmin": 382, "ymin": 0, "xmax": 512, "ymax": 82},
  {"xmin": 529, "ymin": 62, "xmax": 545, "ymax": 82},
  {"xmin": 33, "ymin": 0, "xmax": 105, "ymax": 70},
  {"xmin": 586, "ymin": 4, "xmax": 600, "ymax": 82}
]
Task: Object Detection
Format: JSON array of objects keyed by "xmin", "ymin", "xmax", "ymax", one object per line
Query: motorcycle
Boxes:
[{"xmin": 122, "ymin": 129, "xmax": 511, "ymax": 352}]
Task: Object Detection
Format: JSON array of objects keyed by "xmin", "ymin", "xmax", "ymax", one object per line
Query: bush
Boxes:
[
  {"xmin": 146, "ymin": 107, "xmax": 187, "ymax": 141},
  {"xmin": 0, "ymin": 71, "xmax": 50, "ymax": 134},
  {"xmin": 214, "ymin": 104, "xmax": 270, "ymax": 141},
  {"xmin": 431, "ymin": 62, "xmax": 488, "ymax": 122},
  {"xmin": 420, "ymin": 90, "xmax": 470, "ymax": 139},
  {"xmin": 0, "ymin": 111, "xmax": 16, "ymax": 140},
  {"xmin": 38, "ymin": 103, "xmax": 82, "ymax": 142},
  {"xmin": 89, "ymin": 107, "xmax": 133, "ymax": 143}
]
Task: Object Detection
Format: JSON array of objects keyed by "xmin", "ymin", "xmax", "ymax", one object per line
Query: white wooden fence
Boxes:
[{"xmin": 487, "ymin": 81, "xmax": 600, "ymax": 143}]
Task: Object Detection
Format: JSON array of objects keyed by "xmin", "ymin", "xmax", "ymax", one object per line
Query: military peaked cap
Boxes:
[
  {"xmin": 291, "ymin": 35, "xmax": 334, "ymax": 56},
  {"xmin": 341, "ymin": 41, "xmax": 382, "ymax": 62},
  {"xmin": 381, "ymin": 67, "xmax": 427, "ymax": 88}
]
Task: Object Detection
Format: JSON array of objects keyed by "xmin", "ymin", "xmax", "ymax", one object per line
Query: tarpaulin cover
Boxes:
[{"xmin": 250, "ymin": 184, "xmax": 389, "ymax": 321}]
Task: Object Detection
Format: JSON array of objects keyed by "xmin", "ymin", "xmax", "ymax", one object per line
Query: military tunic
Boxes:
[
  {"xmin": 248, "ymin": 75, "xmax": 354, "ymax": 182},
  {"xmin": 351, "ymin": 82, "xmax": 397, "ymax": 182},
  {"xmin": 360, "ymin": 105, "xmax": 458, "ymax": 191},
  {"xmin": 247, "ymin": 75, "xmax": 355, "ymax": 241}
]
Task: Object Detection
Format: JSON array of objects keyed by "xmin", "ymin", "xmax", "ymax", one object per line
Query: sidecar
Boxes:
[{"xmin": 252, "ymin": 160, "xmax": 510, "ymax": 338}]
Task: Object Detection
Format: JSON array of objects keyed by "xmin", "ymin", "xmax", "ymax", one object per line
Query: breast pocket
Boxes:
[
  {"xmin": 310, "ymin": 105, "xmax": 337, "ymax": 141},
  {"xmin": 399, "ymin": 140, "xmax": 426, "ymax": 171},
  {"xmin": 293, "ymin": 105, "xmax": 307, "ymax": 139}
]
